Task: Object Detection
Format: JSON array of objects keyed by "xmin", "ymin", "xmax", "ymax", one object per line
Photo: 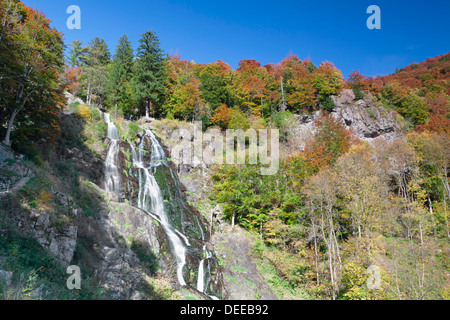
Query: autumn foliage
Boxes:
[{"xmin": 347, "ymin": 53, "xmax": 450, "ymax": 131}]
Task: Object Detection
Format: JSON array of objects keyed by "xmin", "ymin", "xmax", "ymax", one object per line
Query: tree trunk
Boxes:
[
  {"xmin": 145, "ymin": 99, "xmax": 150, "ymax": 118},
  {"xmin": 232, "ymin": 212, "xmax": 235, "ymax": 229},
  {"xmin": 444, "ymin": 189, "xmax": 450, "ymax": 238},
  {"xmin": 428, "ymin": 195, "xmax": 433, "ymax": 214},
  {"xmin": 310, "ymin": 214, "xmax": 320, "ymax": 286},
  {"xmin": 260, "ymin": 221, "xmax": 263, "ymax": 241},
  {"xmin": 280, "ymin": 76, "xmax": 285, "ymax": 104},
  {"xmin": 2, "ymin": 88, "xmax": 33, "ymax": 147},
  {"xmin": 2, "ymin": 108, "xmax": 19, "ymax": 147},
  {"xmin": 86, "ymin": 82, "xmax": 91, "ymax": 105}
]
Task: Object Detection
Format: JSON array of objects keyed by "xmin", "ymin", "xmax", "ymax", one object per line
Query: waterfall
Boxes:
[
  {"xmin": 197, "ymin": 245, "xmax": 213, "ymax": 293},
  {"xmin": 197, "ymin": 259, "xmax": 206, "ymax": 292},
  {"xmin": 103, "ymin": 114, "xmax": 220, "ymax": 295},
  {"xmin": 104, "ymin": 113, "xmax": 121, "ymax": 194},
  {"xmin": 131, "ymin": 131, "xmax": 189, "ymax": 287}
]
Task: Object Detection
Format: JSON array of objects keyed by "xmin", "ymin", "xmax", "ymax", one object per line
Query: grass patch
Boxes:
[
  {"xmin": 0, "ymin": 209, "xmax": 103, "ymax": 300},
  {"xmin": 253, "ymin": 239, "xmax": 312, "ymax": 300}
]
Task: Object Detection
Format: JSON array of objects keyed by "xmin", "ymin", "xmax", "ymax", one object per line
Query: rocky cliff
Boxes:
[{"xmin": 288, "ymin": 89, "xmax": 406, "ymax": 152}]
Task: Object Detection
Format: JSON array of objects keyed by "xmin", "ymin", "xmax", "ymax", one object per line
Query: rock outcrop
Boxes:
[
  {"xmin": 331, "ymin": 90, "xmax": 404, "ymax": 142},
  {"xmin": 63, "ymin": 91, "xmax": 84, "ymax": 107},
  {"xmin": 75, "ymin": 182, "xmax": 172, "ymax": 299},
  {"xmin": 10, "ymin": 190, "xmax": 80, "ymax": 266},
  {"xmin": 288, "ymin": 90, "xmax": 405, "ymax": 151}
]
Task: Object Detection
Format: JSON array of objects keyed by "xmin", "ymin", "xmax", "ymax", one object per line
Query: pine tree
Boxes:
[
  {"xmin": 67, "ymin": 40, "xmax": 84, "ymax": 68},
  {"xmin": 132, "ymin": 30, "xmax": 167, "ymax": 118},
  {"xmin": 84, "ymin": 37, "xmax": 111, "ymax": 67},
  {"xmin": 107, "ymin": 34, "xmax": 134, "ymax": 116}
]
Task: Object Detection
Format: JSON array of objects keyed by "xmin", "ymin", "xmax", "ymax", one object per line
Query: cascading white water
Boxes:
[
  {"xmin": 104, "ymin": 113, "xmax": 121, "ymax": 194},
  {"xmin": 131, "ymin": 132, "xmax": 189, "ymax": 287},
  {"xmin": 197, "ymin": 245, "xmax": 213, "ymax": 293},
  {"xmin": 103, "ymin": 115, "xmax": 218, "ymax": 294}
]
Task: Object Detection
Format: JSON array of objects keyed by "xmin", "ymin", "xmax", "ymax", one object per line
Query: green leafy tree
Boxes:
[
  {"xmin": 198, "ymin": 61, "xmax": 232, "ymax": 111},
  {"xmin": 382, "ymin": 82, "xmax": 429, "ymax": 126},
  {"xmin": 67, "ymin": 40, "xmax": 84, "ymax": 68},
  {"xmin": 352, "ymin": 85, "xmax": 364, "ymax": 100},
  {"xmin": 312, "ymin": 62, "xmax": 344, "ymax": 103},
  {"xmin": 1, "ymin": 1, "xmax": 65, "ymax": 147},
  {"xmin": 81, "ymin": 37, "xmax": 111, "ymax": 105}
]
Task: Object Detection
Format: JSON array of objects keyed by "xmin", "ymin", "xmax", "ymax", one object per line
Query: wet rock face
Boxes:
[
  {"xmin": 117, "ymin": 141, "xmax": 139, "ymax": 202},
  {"xmin": 122, "ymin": 132, "xmax": 224, "ymax": 298},
  {"xmin": 141, "ymin": 135, "xmax": 153, "ymax": 164}
]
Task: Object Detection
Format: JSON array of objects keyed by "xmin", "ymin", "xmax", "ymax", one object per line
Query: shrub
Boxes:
[
  {"xmin": 352, "ymin": 85, "xmax": 364, "ymax": 100},
  {"xmin": 95, "ymin": 122, "xmax": 107, "ymax": 141},
  {"xmin": 321, "ymin": 96, "xmax": 336, "ymax": 112},
  {"xmin": 90, "ymin": 108, "xmax": 101, "ymax": 121},
  {"xmin": 69, "ymin": 101, "xmax": 81, "ymax": 112},
  {"xmin": 367, "ymin": 107, "xmax": 377, "ymax": 119},
  {"xmin": 13, "ymin": 141, "xmax": 42, "ymax": 166},
  {"xmin": 128, "ymin": 121, "xmax": 142, "ymax": 142},
  {"xmin": 271, "ymin": 111, "xmax": 296, "ymax": 140},
  {"xmin": 228, "ymin": 107, "xmax": 251, "ymax": 130},
  {"xmin": 76, "ymin": 105, "xmax": 91, "ymax": 120}
]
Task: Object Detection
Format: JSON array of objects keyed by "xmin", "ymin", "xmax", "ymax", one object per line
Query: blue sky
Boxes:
[{"xmin": 23, "ymin": 0, "xmax": 450, "ymax": 78}]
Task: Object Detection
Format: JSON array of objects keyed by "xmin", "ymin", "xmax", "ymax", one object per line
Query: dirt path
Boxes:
[
  {"xmin": 211, "ymin": 225, "xmax": 278, "ymax": 300},
  {"xmin": 0, "ymin": 176, "xmax": 31, "ymax": 197}
]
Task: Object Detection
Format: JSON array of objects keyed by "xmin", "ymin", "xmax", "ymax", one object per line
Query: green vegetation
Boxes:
[
  {"xmin": 352, "ymin": 85, "xmax": 364, "ymax": 100},
  {"xmin": 1, "ymin": 0, "xmax": 449, "ymax": 301},
  {"xmin": 320, "ymin": 95, "xmax": 335, "ymax": 112},
  {"xmin": 212, "ymin": 130, "xmax": 450, "ymax": 300},
  {"xmin": 0, "ymin": 195, "xmax": 103, "ymax": 300},
  {"xmin": 253, "ymin": 240, "xmax": 311, "ymax": 300}
]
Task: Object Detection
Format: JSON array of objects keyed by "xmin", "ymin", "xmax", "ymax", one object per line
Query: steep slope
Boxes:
[{"xmin": 0, "ymin": 106, "xmax": 222, "ymax": 300}]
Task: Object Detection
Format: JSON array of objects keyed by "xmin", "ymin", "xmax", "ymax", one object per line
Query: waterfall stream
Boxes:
[
  {"xmin": 197, "ymin": 245, "xmax": 213, "ymax": 293},
  {"xmin": 104, "ymin": 113, "xmax": 121, "ymax": 194},
  {"xmin": 130, "ymin": 130, "xmax": 189, "ymax": 287},
  {"xmin": 103, "ymin": 114, "xmax": 220, "ymax": 297}
]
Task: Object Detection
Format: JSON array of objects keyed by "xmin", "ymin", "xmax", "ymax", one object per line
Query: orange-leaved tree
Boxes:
[
  {"xmin": 1, "ymin": 0, "xmax": 65, "ymax": 147},
  {"xmin": 303, "ymin": 112, "xmax": 356, "ymax": 172}
]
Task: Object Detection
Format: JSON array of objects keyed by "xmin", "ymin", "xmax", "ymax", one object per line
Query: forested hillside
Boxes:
[{"xmin": 0, "ymin": 0, "xmax": 449, "ymax": 300}]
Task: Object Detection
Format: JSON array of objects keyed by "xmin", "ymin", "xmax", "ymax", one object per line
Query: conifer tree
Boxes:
[
  {"xmin": 132, "ymin": 30, "xmax": 167, "ymax": 118},
  {"xmin": 67, "ymin": 40, "xmax": 84, "ymax": 68},
  {"xmin": 107, "ymin": 34, "xmax": 134, "ymax": 115}
]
